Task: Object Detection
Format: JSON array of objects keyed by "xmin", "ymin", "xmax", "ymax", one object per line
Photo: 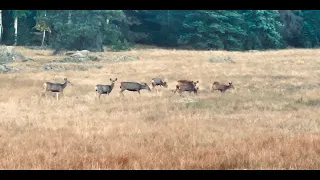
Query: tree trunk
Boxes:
[
  {"xmin": 67, "ymin": 10, "xmax": 72, "ymax": 25},
  {"xmin": 41, "ymin": 10, "xmax": 47, "ymax": 47},
  {"xmin": 41, "ymin": 30, "xmax": 46, "ymax": 47},
  {"xmin": 167, "ymin": 10, "xmax": 170, "ymax": 29},
  {"xmin": 14, "ymin": 15, "xmax": 18, "ymax": 46},
  {"xmin": 0, "ymin": 10, "xmax": 3, "ymax": 43}
]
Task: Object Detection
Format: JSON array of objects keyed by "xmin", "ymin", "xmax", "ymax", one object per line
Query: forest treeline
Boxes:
[{"xmin": 0, "ymin": 10, "xmax": 319, "ymax": 51}]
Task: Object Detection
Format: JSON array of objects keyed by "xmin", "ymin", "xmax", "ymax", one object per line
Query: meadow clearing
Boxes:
[{"xmin": 0, "ymin": 45, "xmax": 320, "ymax": 169}]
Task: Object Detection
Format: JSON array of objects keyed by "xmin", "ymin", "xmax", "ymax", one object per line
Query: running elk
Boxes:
[
  {"xmin": 119, "ymin": 82, "xmax": 151, "ymax": 95},
  {"xmin": 212, "ymin": 82, "xmax": 234, "ymax": 92},
  {"xmin": 174, "ymin": 80, "xmax": 199, "ymax": 94}
]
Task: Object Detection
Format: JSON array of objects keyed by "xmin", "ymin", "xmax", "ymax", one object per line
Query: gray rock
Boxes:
[
  {"xmin": 43, "ymin": 64, "xmax": 103, "ymax": 71},
  {"xmin": 57, "ymin": 50, "xmax": 92, "ymax": 63},
  {"xmin": 0, "ymin": 45, "xmax": 33, "ymax": 63},
  {"xmin": 0, "ymin": 64, "xmax": 17, "ymax": 73},
  {"xmin": 208, "ymin": 57, "xmax": 236, "ymax": 63},
  {"xmin": 102, "ymin": 55, "xmax": 139, "ymax": 63}
]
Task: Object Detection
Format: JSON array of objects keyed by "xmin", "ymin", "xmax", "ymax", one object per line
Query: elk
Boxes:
[
  {"xmin": 174, "ymin": 80, "xmax": 199, "ymax": 94},
  {"xmin": 119, "ymin": 82, "xmax": 151, "ymax": 95},
  {"xmin": 151, "ymin": 78, "xmax": 168, "ymax": 89},
  {"xmin": 95, "ymin": 78, "xmax": 118, "ymax": 99},
  {"xmin": 212, "ymin": 82, "xmax": 234, "ymax": 93},
  {"xmin": 177, "ymin": 80, "xmax": 199, "ymax": 84},
  {"xmin": 177, "ymin": 80, "xmax": 199, "ymax": 88},
  {"xmin": 42, "ymin": 78, "xmax": 73, "ymax": 100}
]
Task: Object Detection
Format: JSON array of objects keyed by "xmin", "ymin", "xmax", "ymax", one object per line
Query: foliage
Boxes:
[
  {"xmin": 178, "ymin": 10, "xmax": 247, "ymax": 50},
  {"xmin": 1, "ymin": 10, "xmax": 320, "ymax": 51},
  {"xmin": 243, "ymin": 10, "xmax": 284, "ymax": 50}
]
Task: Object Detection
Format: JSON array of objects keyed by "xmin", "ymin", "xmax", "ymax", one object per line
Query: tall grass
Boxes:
[{"xmin": 0, "ymin": 46, "xmax": 319, "ymax": 169}]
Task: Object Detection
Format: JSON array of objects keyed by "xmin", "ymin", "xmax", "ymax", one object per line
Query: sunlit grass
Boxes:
[{"xmin": 0, "ymin": 46, "xmax": 319, "ymax": 169}]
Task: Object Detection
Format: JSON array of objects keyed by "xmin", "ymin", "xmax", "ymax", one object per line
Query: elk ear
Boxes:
[
  {"xmin": 64, "ymin": 78, "xmax": 67, "ymax": 81},
  {"xmin": 110, "ymin": 78, "xmax": 112, "ymax": 81},
  {"xmin": 115, "ymin": 78, "xmax": 117, "ymax": 81},
  {"xmin": 229, "ymin": 82, "xmax": 232, "ymax": 85}
]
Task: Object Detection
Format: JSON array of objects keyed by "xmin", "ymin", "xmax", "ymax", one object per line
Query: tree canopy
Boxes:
[{"xmin": 0, "ymin": 10, "xmax": 319, "ymax": 51}]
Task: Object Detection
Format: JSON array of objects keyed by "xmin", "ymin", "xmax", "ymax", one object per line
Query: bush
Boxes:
[{"xmin": 111, "ymin": 39, "xmax": 131, "ymax": 51}]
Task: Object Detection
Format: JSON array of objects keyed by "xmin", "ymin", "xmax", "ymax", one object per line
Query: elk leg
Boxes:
[
  {"xmin": 43, "ymin": 91, "xmax": 47, "ymax": 99},
  {"xmin": 174, "ymin": 85, "xmax": 179, "ymax": 94},
  {"xmin": 56, "ymin": 92, "xmax": 59, "ymax": 100},
  {"xmin": 120, "ymin": 89, "xmax": 125, "ymax": 96},
  {"xmin": 179, "ymin": 90, "xmax": 183, "ymax": 96},
  {"xmin": 137, "ymin": 90, "xmax": 141, "ymax": 94},
  {"xmin": 41, "ymin": 89, "xmax": 47, "ymax": 98}
]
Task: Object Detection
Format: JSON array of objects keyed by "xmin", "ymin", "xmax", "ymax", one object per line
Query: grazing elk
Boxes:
[
  {"xmin": 119, "ymin": 82, "xmax": 151, "ymax": 95},
  {"xmin": 151, "ymin": 78, "xmax": 168, "ymax": 89},
  {"xmin": 212, "ymin": 82, "xmax": 234, "ymax": 93},
  {"xmin": 42, "ymin": 78, "xmax": 73, "ymax": 100},
  {"xmin": 95, "ymin": 78, "xmax": 118, "ymax": 99},
  {"xmin": 174, "ymin": 80, "xmax": 199, "ymax": 94}
]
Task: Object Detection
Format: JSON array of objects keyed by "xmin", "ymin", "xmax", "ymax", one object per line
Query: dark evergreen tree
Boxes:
[
  {"xmin": 299, "ymin": 10, "xmax": 320, "ymax": 48},
  {"xmin": 243, "ymin": 10, "xmax": 284, "ymax": 50},
  {"xmin": 178, "ymin": 10, "xmax": 247, "ymax": 50}
]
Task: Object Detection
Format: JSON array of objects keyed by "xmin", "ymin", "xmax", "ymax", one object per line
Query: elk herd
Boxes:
[{"xmin": 42, "ymin": 77, "xmax": 234, "ymax": 100}]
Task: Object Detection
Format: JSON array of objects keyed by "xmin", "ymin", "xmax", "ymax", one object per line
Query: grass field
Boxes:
[{"xmin": 0, "ymin": 45, "xmax": 320, "ymax": 169}]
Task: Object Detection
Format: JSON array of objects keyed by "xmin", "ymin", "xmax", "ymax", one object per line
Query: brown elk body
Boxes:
[
  {"xmin": 174, "ymin": 80, "xmax": 199, "ymax": 94},
  {"xmin": 42, "ymin": 78, "xmax": 73, "ymax": 100},
  {"xmin": 212, "ymin": 82, "xmax": 234, "ymax": 93},
  {"xmin": 119, "ymin": 82, "xmax": 151, "ymax": 95}
]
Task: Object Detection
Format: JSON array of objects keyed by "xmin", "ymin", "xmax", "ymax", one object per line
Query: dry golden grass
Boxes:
[{"xmin": 1, "ymin": 46, "xmax": 320, "ymax": 169}]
